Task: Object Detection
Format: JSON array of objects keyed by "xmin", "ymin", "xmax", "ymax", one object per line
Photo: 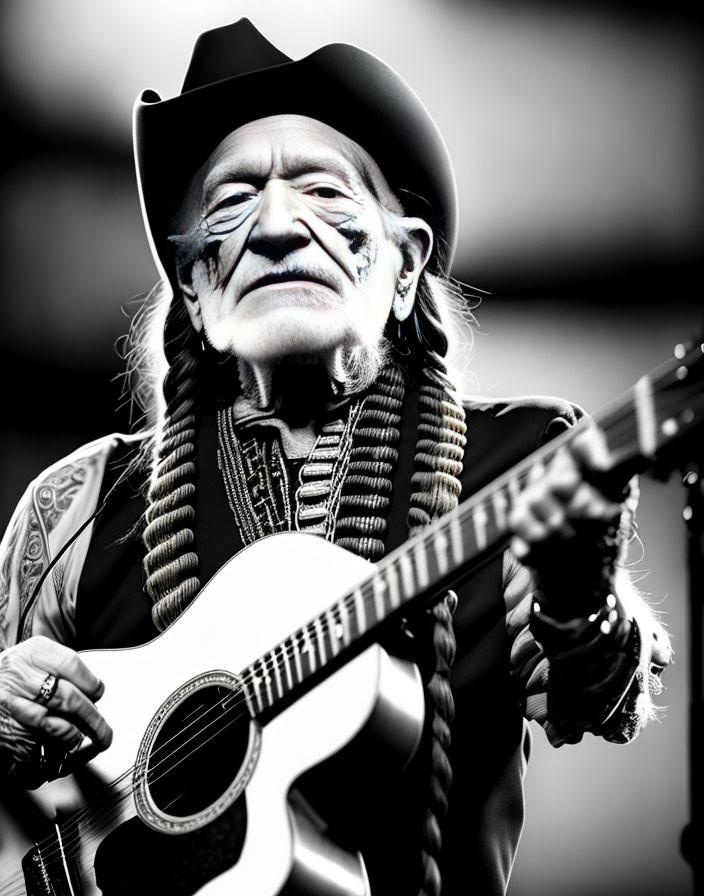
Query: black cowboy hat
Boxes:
[{"xmin": 133, "ymin": 18, "xmax": 458, "ymax": 281}]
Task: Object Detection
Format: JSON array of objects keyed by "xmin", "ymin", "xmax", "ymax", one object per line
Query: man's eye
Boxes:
[
  {"xmin": 210, "ymin": 192, "xmax": 255, "ymax": 213},
  {"xmin": 308, "ymin": 186, "xmax": 345, "ymax": 199}
]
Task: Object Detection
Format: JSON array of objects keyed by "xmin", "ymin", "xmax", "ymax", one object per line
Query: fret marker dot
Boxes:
[
  {"xmin": 674, "ymin": 344, "xmax": 686, "ymax": 359},
  {"xmin": 661, "ymin": 419, "xmax": 678, "ymax": 437},
  {"xmin": 676, "ymin": 366, "xmax": 688, "ymax": 380}
]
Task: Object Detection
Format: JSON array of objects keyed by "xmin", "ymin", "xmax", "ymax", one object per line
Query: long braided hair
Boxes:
[
  {"xmin": 402, "ymin": 262, "xmax": 468, "ymax": 896},
  {"xmin": 125, "ymin": 234, "xmax": 475, "ymax": 893}
]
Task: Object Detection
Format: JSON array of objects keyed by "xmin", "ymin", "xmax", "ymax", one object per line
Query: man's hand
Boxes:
[
  {"xmin": 508, "ymin": 423, "xmax": 624, "ymax": 564},
  {"xmin": 0, "ymin": 635, "xmax": 113, "ymax": 784}
]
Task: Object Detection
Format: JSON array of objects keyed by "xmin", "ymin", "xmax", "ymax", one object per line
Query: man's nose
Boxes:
[{"xmin": 248, "ymin": 181, "xmax": 311, "ymax": 257}]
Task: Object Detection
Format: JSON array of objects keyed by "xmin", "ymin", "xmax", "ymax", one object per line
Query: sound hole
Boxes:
[{"xmin": 146, "ymin": 683, "xmax": 250, "ymax": 817}]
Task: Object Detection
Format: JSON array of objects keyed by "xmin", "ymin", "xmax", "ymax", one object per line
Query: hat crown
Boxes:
[{"xmin": 181, "ymin": 18, "xmax": 291, "ymax": 94}]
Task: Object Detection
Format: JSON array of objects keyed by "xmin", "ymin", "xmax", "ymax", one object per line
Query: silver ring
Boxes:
[{"xmin": 37, "ymin": 673, "xmax": 59, "ymax": 706}]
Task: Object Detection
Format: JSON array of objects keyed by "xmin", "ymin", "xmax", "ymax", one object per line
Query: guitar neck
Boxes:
[{"xmin": 241, "ymin": 342, "xmax": 704, "ymax": 720}]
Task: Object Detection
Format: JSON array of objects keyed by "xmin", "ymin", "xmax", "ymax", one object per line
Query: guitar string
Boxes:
[
  {"xmin": 22, "ymin": 385, "xmax": 702, "ymax": 875},
  {"xmin": 15, "ymin": 406, "xmax": 693, "ymax": 885},
  {"xmin": 50, "ymin": 376, "xmax": 704, "ymax": 813},
  {"xmin": 12, "ymin": 380, "xmax": 704, "ymax": 890},
  {"xmin": 15, "ymin": 403, "xmax": 670, "ymax": 880},
  {"xmin": 16, "ymin": 396, "xmax": 668, "ymax": 874}
]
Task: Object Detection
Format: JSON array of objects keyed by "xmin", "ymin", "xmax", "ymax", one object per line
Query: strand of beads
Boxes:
[{"xmin": 334, "ymin": 364, "xmax": 407, "ymax": 561}]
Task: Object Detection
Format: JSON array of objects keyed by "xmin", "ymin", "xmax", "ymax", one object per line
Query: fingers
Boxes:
[
  {"xmin": 569, "ymin": 421, "xmax": 612, "ymax": 473},
  {"xmin": 42, "ymin": 678, "xmax": 113, "ymax": 750},
  {"xmin": 509, "ymin": 435, "xmax": 623, "ymax": 560},
  {"xmin": 28, "ymin": 638, "xmax": 105, "ymax": 702},
  {"xmin": 0, "ymin": 637, "xmax": 113, "ymax": 762},
  {"xmin": 6, "ymin": 681, "xmax": 111, "ymax": 751},
  {"xmin": 9, "ymin": 697, "xmax": 85, "ymax": 748}
]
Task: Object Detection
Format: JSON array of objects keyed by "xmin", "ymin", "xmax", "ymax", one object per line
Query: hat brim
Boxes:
[{"xmin": 134, "ymin": 42, "xmax": 458, "ymax": 282}]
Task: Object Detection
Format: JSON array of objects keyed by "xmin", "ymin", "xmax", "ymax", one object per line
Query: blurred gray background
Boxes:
[{"xmin": 0, "ymin": 2, "xmax": 701, "ymax": 894}]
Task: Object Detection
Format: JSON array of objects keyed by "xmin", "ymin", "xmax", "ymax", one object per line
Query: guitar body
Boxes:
[
  {"xmin": 21, "ymin": 533, "xmax": 424, "ymax": 896},
  {"xmin": 10, "ymin": 338, "xmax": 704, "ymax": 895}
]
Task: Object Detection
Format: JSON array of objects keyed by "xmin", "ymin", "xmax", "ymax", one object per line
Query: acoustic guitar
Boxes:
[{"xmin": 4, "ymin": 339, "xmax": 703, "ymax": 896}]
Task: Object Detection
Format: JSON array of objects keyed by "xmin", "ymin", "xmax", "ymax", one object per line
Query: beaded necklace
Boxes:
[{"xmin": 215, "ymin": 364, "xmax": 407, "ymax": 551}]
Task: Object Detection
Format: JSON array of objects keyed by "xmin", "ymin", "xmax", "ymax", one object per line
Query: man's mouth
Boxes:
[{"xmin": 243, "ymin": 269, "xmax": 336, "ymax": 296}]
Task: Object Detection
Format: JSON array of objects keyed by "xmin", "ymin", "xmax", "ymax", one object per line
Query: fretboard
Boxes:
[{"xmin": 241, "ymin": 340, "xmax": 704, "ymax": 719}]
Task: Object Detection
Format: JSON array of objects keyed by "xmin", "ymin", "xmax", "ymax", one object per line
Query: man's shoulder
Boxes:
[
  {"xmin": 458, "ymin": 394, "xmax": 586, "ymax": 494},
  {"xmin": 6, "ymin": 432, "xmax": 148, "ymax": 532},
  {"xmin": 29, "ymin": 432, "xmax": 147, "ymax": 491},
  {"xmin": 463, "ymin": 393, "xmax": 585, "ymax": 439},
  {"xmin": 1, "ymin": 432, "xmax": 148, "ymax": 586}
]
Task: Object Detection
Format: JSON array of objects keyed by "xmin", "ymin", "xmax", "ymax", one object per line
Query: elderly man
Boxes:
[{"xmin": 0, "ymin": 19, "xmax": 669, "ymax": 896}]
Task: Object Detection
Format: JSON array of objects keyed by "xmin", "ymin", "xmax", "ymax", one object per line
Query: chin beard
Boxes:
[{"xmin": 236, "ymin": 336, "xmax": 393, "ymax": 409}]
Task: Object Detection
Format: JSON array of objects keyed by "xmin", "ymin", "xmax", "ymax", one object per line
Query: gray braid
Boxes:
[
  {"xmin": 401, "ymin": 261, "xmax": 467, "ymax": 896},
  {"xmin": 410, "ymin": 357, "xmax": 466, "ymax": 896},
  {"xmin": 142, "ymin": 299, "xmax": 202, "ymax": 631}
]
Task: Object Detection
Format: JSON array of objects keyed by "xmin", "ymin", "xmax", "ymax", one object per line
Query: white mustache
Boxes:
[{"xmin": 242, "ymin": 265, "xmax": 342, "ymax": 296}]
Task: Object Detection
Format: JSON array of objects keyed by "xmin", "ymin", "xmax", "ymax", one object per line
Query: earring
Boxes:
[{"xmin": 393, "ymin": 278, "xmax": 413, "ymax": 321}]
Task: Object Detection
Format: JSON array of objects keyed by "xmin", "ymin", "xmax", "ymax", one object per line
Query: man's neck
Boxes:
[
  {"xmin": 231, "ymin": 356, "xmax": 348, "ymax": 459},
  {"xmin": 238, "ymin": 354, "xmax": 342, "ymax": 417},
  {"xmin": 236, "ymin": 338, "xmax": 392, "ymax": 411}
]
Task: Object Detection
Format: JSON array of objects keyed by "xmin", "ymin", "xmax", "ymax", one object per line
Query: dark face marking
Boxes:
[
  {"xmin": 167, "ymin": 116, "xmax": 413, "ymax": 368},
  {"xmin": 338, "ymin": 220, "xmax": 379, "ymax": 283},
  {"xmin": 338, "ymin": 226, "xmax": 369, "ymax": 254}
]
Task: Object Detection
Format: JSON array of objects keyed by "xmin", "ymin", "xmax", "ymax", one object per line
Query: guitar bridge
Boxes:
[{"xmin": 22, "ymin": 822, "xmax": 82, "ymax": 896}]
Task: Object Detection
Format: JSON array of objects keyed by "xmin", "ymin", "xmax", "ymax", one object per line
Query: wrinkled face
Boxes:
[{"xmin": 172, "ymin": 115, "xmax": 431, "ymax": 365}]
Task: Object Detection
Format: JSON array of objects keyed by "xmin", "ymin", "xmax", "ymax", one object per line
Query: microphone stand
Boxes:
[{"xmin": 680, "ymin": 453, "xmax": 704, "ymax": 893}]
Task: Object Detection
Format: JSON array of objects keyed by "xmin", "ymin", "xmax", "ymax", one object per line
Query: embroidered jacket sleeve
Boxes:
[
  {"xmin": 501, "ymin": 417, "xmax": 671, "ymax": 746},
  {"xmin": 0, "ymin": 435, "xmax": 128, "ymax": 648}
]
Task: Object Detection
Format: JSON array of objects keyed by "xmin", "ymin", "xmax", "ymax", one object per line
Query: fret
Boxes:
[
  {"xmin": 353, "ymin": 586, "xmax": 367, "ymax": 635},
  {"xmin": 491, "ymin": 488, "xmax": 509, "ymax": 532},
  {"xmin": 259, "ymin": 657, "xmax": 273, "ymax": 707},
  {"xmin": 399, "ymin": 550, "xmax": 415, "ymax": 597},
  {"xmin": 326, "ymin": 607, "xmax": 341, "ymax": 657},
  {"xmin": 250, "ymin": 668, "xmax": 264, "ymax": 714},
  {"xmin": 507, "ymin": 475, "xmax": 522, "ymax": 506},
  {"xmin": 473, "ymin": 502, "xmax": 489, "ymax": 551},
  {"xmin": 373, "ymin": 574, "xmax": 387, "ymax": 621},
  {"xmin": 292, "ymin": 633, "xmax": 304, "ymax": 685},
  {"xmin": 449, "ymin": 514, "xmax": 463, "ymax": 565},
  {"xmin": 314, "ymin": 616, "xmax": 327, "ymax": 666},
  {"xmin": 271, "ymin": 648, "xmax": 283, "ymax": 700},
  {"xmin": 530, "ymin": 458, "xmax": 545, "ymax": 480},
  {"xmin": 339, "ymin": 597, "xmax": 351, "ymax": 647},
  {"xmin": 241, "ymin": 680, "xmax": 255, "ymax": 717},
  {"xmin": 414, "ymin": 542, "xmax": 429, "ymax": 589},
  {"xmin": 433, "ymin": 529, "xmax": 449, "ymax": 576},
  {"xmin": 280, "ymin": 641, "xmax": 294, "ymax": 691},
  {"xmin": 634, "ymin": 375, "xmax": 657, "ymax": 458},
  {"xmin": 386, "ymin": 562, "xmax": 401, "ymax": 609},
  {"xmin": 302, "ymin": 627, "xmax": 317, "ymax": 674}
]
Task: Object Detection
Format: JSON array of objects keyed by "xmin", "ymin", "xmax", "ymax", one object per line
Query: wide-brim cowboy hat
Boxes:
[{"xmin": 133, "ymin": 18, "xmax": 458, "ymax": 283}]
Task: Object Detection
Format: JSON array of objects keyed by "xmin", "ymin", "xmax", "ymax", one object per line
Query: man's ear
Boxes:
[
  {"xmin": 178, "ymin": 278, "xmax": 203, "ymax": 334},
  {"xmin": 392, "ymin": 218, "xmax": 434, "ymax": 322}
]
